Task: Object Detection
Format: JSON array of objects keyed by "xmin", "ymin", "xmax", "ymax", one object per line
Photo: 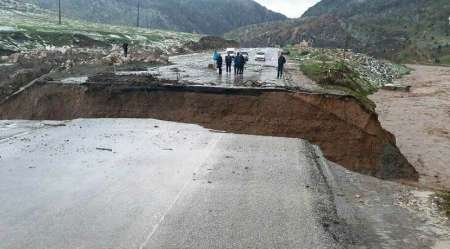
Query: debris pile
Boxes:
[
  {"xmin": 86, "ymin": 73, "xmax": 162, "ymax": 85},
  {"xmin": 6, "ymin": 47, "xmax": 108, "ymax": 69},
  {"xmin": 348, "ymin": 53, "xmax": 410, "ymax": 88},
  {"xmin": 395, "ymin": 190, "xmax": 449, "ymax": 229}
]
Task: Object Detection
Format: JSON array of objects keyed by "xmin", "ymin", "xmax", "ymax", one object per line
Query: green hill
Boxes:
[{"xmin": 225, "ymin": 0, "xmax": 450, "ymax": 64}]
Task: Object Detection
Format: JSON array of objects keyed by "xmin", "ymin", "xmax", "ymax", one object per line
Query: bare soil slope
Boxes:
[{"xmin": 0, "ymin": 81, "xmax": 417, "ymax": 180}]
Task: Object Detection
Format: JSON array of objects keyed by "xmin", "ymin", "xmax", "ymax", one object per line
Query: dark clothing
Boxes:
[
  {"xmin": 278, "ymin": 55, "xmax": 286, "ymax": 67},
  {"xmin": 225, "ymin": 55, "xmax": 233, "ymax": 65},
  {"xmin": 277, "ymin": 55, "xmax": 287, "ymax": 79},
  {"xmin": 239, "ymin": 55, "xmax": 246, "ymax": 74},
  {"xmin": 277, "ymin": 66, "xmax": 284, "ymax": 79},
  {"xmin": 234, "ymin": 56, "xmax": 242, "ymax": 74},
  {"xmin": 226, "ymin": 63, "xmax": 232, "ymax": 73},
  {"xmin": 122, "ymin": 43, "xmax": 129, "ymax": 57},
  {"xmin": 225, "ymin": 55, "xmax": 232, "ymax": 73},
  {"xmin": 234, "ymin": 55, "xmax": 246, "ymax": 74},
  {"xmin": 217, "ymin": 56, "xmax": 223, "ymax": 75}
]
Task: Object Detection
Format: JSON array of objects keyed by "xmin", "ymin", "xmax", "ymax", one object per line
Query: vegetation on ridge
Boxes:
[{"xmin": 288, "ymin": 46, "xmax": 410, "ymax": 110}]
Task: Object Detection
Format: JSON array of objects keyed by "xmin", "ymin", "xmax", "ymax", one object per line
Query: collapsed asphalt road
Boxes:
[
  {"xmin": 0, "ymin": 119, "xmax": 352, "ymax": 249},
  {"xmin": 1, "ymin": 49, "xmax": 447, "ymax": 248},
  {"xmin": 59, "ymin": 48, "xmax": 319, "ymax": 90}
]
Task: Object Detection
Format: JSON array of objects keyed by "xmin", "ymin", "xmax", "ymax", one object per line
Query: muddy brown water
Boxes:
[
  {"xmin": 0, "ymin": 80, "xmax": 418, "ymax": 180},
  {"xmin": 371, "ymin": 64, "xmax": 450, "ymax": 190}
]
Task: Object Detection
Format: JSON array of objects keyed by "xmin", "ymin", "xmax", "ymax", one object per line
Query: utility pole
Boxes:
[
  {"xmin": 58, "ymin": 0, "xmax": 61, "ymax": 25},
  {"xmin": 136, "ymin": 0, "xmax": 140, "ymax": 28},
  {"xmin": 343, "ymin": 34, "xmax": 351, "ymax": 61}
]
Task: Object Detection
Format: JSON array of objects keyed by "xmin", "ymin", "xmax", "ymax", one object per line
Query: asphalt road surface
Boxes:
[
  {"xmin": 0, "ymin": 119, "xmax": 349, "ymax": 249},
  {"xmin": 59, "ymin": 48, "xmax": 321, "ymax": 91},
  {"xmin": 141, "ymin": 48, "xmax": 286, "ymax": 87}
]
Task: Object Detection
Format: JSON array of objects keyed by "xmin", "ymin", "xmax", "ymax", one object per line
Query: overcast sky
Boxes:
[{"xmin": 254, "ymin": 0, "xmax": 321, "ymax": 18}]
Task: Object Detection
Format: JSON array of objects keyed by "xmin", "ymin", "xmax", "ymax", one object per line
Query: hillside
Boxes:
[
  {"xmin": 225, "ymin": 0, "xmax": 450, "ymax": 63},
  {"xmin": 0, "ymin": 0, "xmax": 200, "ymax": 55},
  {"xmin": 24, "ymin": 0, "xmax": 287, "ymax": 35}
]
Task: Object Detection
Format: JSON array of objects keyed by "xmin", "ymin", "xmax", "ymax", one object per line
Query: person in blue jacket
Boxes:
[
  {"xmin": 212, "ymin": 50, "xmax": 220, "ymax": 66},
  {"xmin": 216, "ymin": 53, "xmax": 223, "ymax": 75}
]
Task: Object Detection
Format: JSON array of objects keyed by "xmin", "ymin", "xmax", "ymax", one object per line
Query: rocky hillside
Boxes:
[
  {"xmin": 24, "ymin": 0, "xmax": 287, "ymax": 35},
  {"xmin": 225, "ymin": 0, "xmax": 450, "ymax": 63}
]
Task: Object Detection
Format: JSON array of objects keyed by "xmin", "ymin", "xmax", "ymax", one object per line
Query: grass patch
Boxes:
[
  {"xmin": 286, "ymin": 46, "xmax": 414, "ymax": 111},
  {"xmin": 288, "ymin": 46, "xmax": 376, "ymax": 96},
  {"xmin": 439, "ymin": 55, "xmax": 450, "ymax": 66},
  {"xmin": 299, "ymin": 61, "xmax": 376, "ymax": 111},
  {"xmin": 301, "ymin": 62, "xmax": 376, "ymax": 111},
  {"xmin": 436, "ymin": 192, "xmax": 450, "ymax": 218},
  {"xmin": 299, "ymin": 63, "xmax": 323, "ymax": 81}
]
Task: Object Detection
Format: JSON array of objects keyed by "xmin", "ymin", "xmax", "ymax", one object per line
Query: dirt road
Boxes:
[{"xmin": 370, "ymin": 65, "xmax": 450, "ymax": 190}]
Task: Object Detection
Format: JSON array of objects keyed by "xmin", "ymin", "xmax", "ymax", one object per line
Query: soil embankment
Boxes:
[
  {"xmin": 0, "ymin": 80, "xmax": 417, "ymax": 180},
  {"xmin": 371, "ymin": 65, "xmax": 450, "ymax": 190},
  {"xmin": 187, "ymin": 36, "xmax": 239, "ymax": 51}
]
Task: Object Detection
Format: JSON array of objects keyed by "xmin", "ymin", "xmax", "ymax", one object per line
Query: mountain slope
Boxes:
[
  {"xmin": 24, "ymin": 0, "xmax": 287, "ymax": 35},
  {"xmin": 225, "ymin": 0, "xmax": 450, "ymax": 63},
  {"xmin": 0, "ymin": 0, "xmax": 200, "ymax": 55}
]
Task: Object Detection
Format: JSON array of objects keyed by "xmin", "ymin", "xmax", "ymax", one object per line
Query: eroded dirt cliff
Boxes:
[{"xmin": 0, "ymin": 81, "xmax": 418, "ymax": 180}]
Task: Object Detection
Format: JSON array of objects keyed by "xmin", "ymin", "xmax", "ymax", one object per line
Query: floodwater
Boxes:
[
  {"xmin": 371, "ymin": 64, "xmax": 450, "ymax": 191},
  {"xmin": 60, "ymin": 76, "xmax": 88, "ymax": 84}
]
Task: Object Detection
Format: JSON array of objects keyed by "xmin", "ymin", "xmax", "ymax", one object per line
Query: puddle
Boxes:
[
  {"xmin": 115, "ymin": 71, "xmax": 151, "ymax": 76},
  {"xmin": 412, "ymin": 190, "xmax": 434, "ymax": 199},
  {"xmin": 60, "ymin": 76, "xmax": 88, "ymax": 84}
]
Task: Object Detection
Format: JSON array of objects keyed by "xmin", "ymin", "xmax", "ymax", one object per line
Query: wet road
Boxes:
[
  {"xmin": 59, "ymin": 48, "xmax": 321, "ymax": 91},
  {"xmin": 0, "ymin": 119, "xmax": 348, "ymax": 249},
  {"xmin": 143, "ymin": 48, "xmax": 286, "ymax": 87}
]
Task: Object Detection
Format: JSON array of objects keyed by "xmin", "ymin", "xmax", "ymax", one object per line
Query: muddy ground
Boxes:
[{"xmin": 371, "ymin": 65, "xmax": 450, "ymax": 191}]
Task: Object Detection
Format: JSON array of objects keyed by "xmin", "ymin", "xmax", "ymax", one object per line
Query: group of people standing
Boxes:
[
  {"xmin": 233, "ymin": 52, "xmax": 246, "ymax": 75},
  {"xmin": 213, "ymin": 51, "xmax": 246, "ymax": 75},
  {"xmin": 213, "ymin": 50, "xmax": 287, "ymax": 79}
]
